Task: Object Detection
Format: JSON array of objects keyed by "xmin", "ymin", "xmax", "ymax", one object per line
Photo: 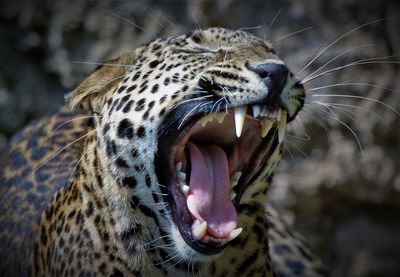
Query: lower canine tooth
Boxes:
[
  {"xmin": 178, "ymin": 172, "xmax": 186, "ymax": 181},
  {"xmin": 193, "ymin": 221, "xmax": 207, "ymax": 239},
  {"xmin": 234, "ymin": 106, "xmax": 247, "ymax": 137},
  {"xmin": 278, "ymin": 111, "xmax": 287, "ymax": 143},
  {"xmin": 261, "ymin": 120, "xmax": 273, "ymax": 138},
  {"xmin": 228, "ymin": 228, "xmax": 243, "ymax": 241},
  {"xmin": 230, "ymin": 191, "xmax": 236, "ymax": 200},
  {"xmin": 181, "ymin": 184, "xmax": 189, "ymax": 195}
]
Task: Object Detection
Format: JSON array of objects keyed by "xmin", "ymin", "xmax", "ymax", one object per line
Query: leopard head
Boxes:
[{"xmin": 67, "ymin": 27, "xmax": 304, "ymax": 261}]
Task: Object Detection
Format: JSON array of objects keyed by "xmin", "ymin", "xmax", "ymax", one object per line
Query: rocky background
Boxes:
[{"xmin": 0, "ymin": 0, "xmax": 399, "ymax": 276}]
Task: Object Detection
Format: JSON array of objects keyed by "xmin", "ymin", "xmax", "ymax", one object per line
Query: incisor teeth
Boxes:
[
  {"xmin": 234, "ymin": 106, "xmax": 247, "ymax": 137},
  {"xmin": 193, "ymin": 221, "xmax": 207, "ymax": 240},
  {"xmin": 252, "ymin": 105, "xmax": 261, "ymax": 118},
  {"xmin": 261, "ymin": 120, "xmax": 273, "ymax": 138},
  {"xmin": 232, "ymin": 171, "xmax": 242, "ymax": 181},
  {"xmin": 278, "ymin": 110, "xmax": 287, "ymax": 143},
  {"xmin": 216, "ymin": 112, "xmax": 227, "ymax": 123},
  {"xmin": 230, "ymin": 180, "xmax": 238, "ymax": 189},
  {"xmin": 200, "ymin": 115, "xmax": 213, "ymax": 127},
  {"xmin": 230, "ymin": 171, "xmax": 242, "ymax": 188},
  {"xmin": 228, "ymin": 228, "xmax": 243, "ymax": 241},
  {"xmin": 175, "ymin": 162, "xmax": 182, "ymax": 172}
]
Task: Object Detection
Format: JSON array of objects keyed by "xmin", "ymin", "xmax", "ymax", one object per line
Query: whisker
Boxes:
[
  {"xmin": 300, "ymin": 60, "xmax": 400, "ymax": 84},
  {"xmin": 145, "ymin": 7, "xmax": 175, "ymax": 30},
  {"xmin": 237, "ymin": 25, "xmax": 263, "ymax": 31},
  {"xmin": 310, "ymin": 101, "xmax": 391, "ymax": 129},
  {"xmin": 90, "ymin": 0, "xmax": 148, "ymax": 33},
  {"xmin": 284, "ymin": 140, "xmax": 309, "ymax": 159},
  {"xmin": 167, "ymin": 256, "xmax": 186, "ymax": 271},
  {"xmin": 296, "ymin": 19, "xmax": 385, "ymax": 77},
  {"xmin": 310, "ymin": 94, "xmax": 400, "ymax": 115},
  {"xmin": 143, "ymin": 7, "xmax": 169, "ymax": 32},
  {"xmin": 308, "ymin": 81, "xmax": 397, "ymax": 93},
  {"xmin": 172, "ymin": 95, "xmax": 213, "ymax": 110},
  {"xmin": 186, "ymin": 0, "xmax": 201, "ymax": 30},
  {"xmin": 30, "ymin": 129, "xmax": 97, "ymax": 176},
  {"xmin": 276, "ymin": 26, "xmax": 314, "ymax": 42},
  {"xmin": 302, "ymin": 58, "xmax": 399, "ymax": 84},
  {"xmin": 154, "ymin": 250, "xmax": 181, "ymax": 266},
  {"xmin": 145, "ymin": 243, "xmax": 175, "ymax": 251},
  {"xmin": 325, "ymin": 110, "xmax": 364, "ymax": 153},
  {"xmin": 301, "ymin": 44, "xmax": 375, "ymax": 82},
  {"xmin": 283, "ymin": 144, "xmax": 295, "ymax": 161},
  {"xmin": 308, "ymin": 101, "xmax": 364, "ymax": 153},
  {"xmin": 302, "ymin": 106, "xmax": 334, "ymax": 135},
  {"xmin": 66, "ymin": 150, "xmax": 87, "ymax": 187},
  {"xmin": 141, "ymin": 235, "xmax": 171, "ymax": 248},
  {"xmin": 178, "ymin": 103, "xmax": 203, "ymax": 129},
  {"xmin": 73, "ymin": 61, "xmax": 134, "ymax": 68},
  {"xmin": 286, "ymin": 134, "xmax": 311, "ymax": 142},
  {"xmin": 269, "ymin": 9, "xmax": 283, "ymax": 26},
  {"xmin": 50, "ymin": 115, "xmax": 99, "ymax": 137}
]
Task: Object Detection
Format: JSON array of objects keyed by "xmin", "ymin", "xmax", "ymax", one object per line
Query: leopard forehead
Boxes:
[{"xmin": 98, "ymin": 27, "xmax": 280, "ymax": 174}]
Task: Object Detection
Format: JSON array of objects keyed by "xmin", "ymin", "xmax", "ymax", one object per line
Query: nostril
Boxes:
[
  {"xmin": 253, "ymin": 63, "xmax": 289, "ymax": 82},
  {"xmin": 254, "ymin": 65, "xmax": 270, "ymax": 79}
]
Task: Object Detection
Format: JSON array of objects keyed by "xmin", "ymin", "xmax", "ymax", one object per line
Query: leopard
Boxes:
[{"xmin": 0, "ymin": 28, "xmax": 327, "ymax": 276}]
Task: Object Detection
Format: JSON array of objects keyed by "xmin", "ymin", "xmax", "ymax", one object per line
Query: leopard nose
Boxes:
[
  {"xmin": 253, "ymin": 63, "xmax": 288, "ymax": 87},
  {"xmin": 249, "ymin": 62, "xmax": 289, "ymax": 107}
]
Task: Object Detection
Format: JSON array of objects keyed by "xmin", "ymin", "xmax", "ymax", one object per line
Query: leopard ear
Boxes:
[{"xmin": 66, "ymin": 53, "xmax": 135, "ymax": 113}]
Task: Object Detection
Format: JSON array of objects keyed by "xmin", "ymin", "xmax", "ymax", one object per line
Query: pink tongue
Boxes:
[{"xmin": 186, "ymin": 142, "xmax": 237, "ymax": 238}]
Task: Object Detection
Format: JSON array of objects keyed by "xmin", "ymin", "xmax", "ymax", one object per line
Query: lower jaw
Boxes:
[
  {"xmin": 170, "ymin": 224, "xmax": 227, "ymax": 262},
  {"xmin": 168, "ymin": 189, "xmax": 228, "ymax": 255},
  {"xmin": 162, "ymin": 137, "xmax": 279, "ymax": 257}
]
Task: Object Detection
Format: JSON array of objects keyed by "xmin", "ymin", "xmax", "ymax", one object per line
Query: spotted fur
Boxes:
[{"xmin": 0, "ymin": 28, "xmax": 326, "ymax": 276}]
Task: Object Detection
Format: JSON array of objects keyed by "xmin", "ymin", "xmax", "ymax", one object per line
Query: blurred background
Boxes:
[{"xmin": 0, "ymin": 0, "xmax": 399, "ymax": 276}]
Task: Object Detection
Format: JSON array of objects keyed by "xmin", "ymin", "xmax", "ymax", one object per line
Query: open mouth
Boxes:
[{"xmin": 156, "ymin": 102, "xmax": 288, "ymax": 255}]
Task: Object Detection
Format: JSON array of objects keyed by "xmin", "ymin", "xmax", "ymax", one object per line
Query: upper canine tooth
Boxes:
[
  {"xmin": 261, "ymin": 119, "xmax": 273, "ymax": 138},
  {"xmin": 234, "ymin": 106, "xmax": 247, "ymax": 137},
  {"xmin": 216, "ymin": 112, "xmax": 227, "ymax": 123},
  {"xmin": 252, "ymin": 105, "xmax": 261, "ymax": 118},
  {"xmin": 278, "ymin": 111, "xmax": 287, "ymax": 143},
  {"xmin": 276, "ymin": 109, "xmax": 282, "ymax": 122},
  {"xmin": 227, "ymin": 227, "xmax": 243, "ymax": 241},
  {"xmin": 193, "ymin": 221, "xmax": 207, "ymax": 240}
]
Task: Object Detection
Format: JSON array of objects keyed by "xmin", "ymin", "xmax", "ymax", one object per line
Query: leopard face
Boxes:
[{"xmin": 68, "ymin": 27, "xmax": 304, "ymax": 262}]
